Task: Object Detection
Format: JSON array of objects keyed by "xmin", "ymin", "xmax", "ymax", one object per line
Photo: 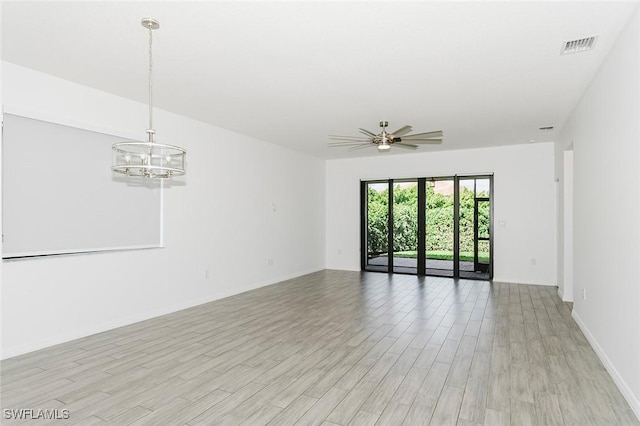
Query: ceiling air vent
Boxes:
[{"xmin": 561, "ymin": 36, "xmax": 598, "ymax": 55}]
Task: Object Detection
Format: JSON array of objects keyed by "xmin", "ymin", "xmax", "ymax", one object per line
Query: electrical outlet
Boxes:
[
  {"xmin": 267, "ymin": 258, "xmax": 274, "ymax": 266},
  {"xmin": 205, "ymin": 269, "xmax": 210, "ymax": 279},
  {"xmin": 530, "ymin": 258, "xmax": 537, "ymax": 266}
]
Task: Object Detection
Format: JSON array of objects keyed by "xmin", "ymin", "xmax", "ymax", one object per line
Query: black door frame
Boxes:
[
  {"xmin": 361, "ymin": 174, "xmax": 493, "ymax": 280},
  {"xmin": 460, "ymin": 175, "xmax": 494, "ymax": 279}
]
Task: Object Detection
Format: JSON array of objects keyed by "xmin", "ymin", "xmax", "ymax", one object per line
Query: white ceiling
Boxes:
[{"xmin": 2, "ymin": 1, "xmax": 637, "ymax": 159}]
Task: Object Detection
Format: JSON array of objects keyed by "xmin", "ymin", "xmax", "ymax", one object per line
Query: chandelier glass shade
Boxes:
[
  {"xmin": 112, "ymin": 141, "xmax": 186, "ymax": 179},
  {"xmin": 112, "ymin": 18, "xmax": 186, "ymax": 179}
]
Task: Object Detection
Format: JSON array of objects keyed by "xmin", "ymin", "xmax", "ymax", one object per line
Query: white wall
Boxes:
[
  {"xmin": 556, "ymin": 4, "xmax": 640, "ymax": 416},
  {"xmin": 1, "ymin": 62, "xmax": 326, "ymax": 359},
  {"xmin": 562, "ymin": 151, "xmax": 574, "ymax": 302},
  {"xmin": 0, "ymin": 3, "xmax": 4, "ymax": 361},
  {"xmin": 555, "ymin": 142, "xmax": 575, "ymax": 302},
  {"xmin": 554, "ymin": 134, "xmax": 566, "ymax": 300},
  {"xmin": 325, "ymin": 143, "xmax": 557, "ymax": 286}
]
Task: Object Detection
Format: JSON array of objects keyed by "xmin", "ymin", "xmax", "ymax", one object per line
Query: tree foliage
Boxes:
[{"xmin": 367, "ymin": 183, "xmax": 489, "ymax": 256}]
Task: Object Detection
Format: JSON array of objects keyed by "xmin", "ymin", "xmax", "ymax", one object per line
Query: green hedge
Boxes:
[
  {"xmin": 392, "ymin": 250, "xmax": 490, "ymax": 263},
  {"xmin": 367, "ymin": 184, "xmax": 489, "ymax": 256}
]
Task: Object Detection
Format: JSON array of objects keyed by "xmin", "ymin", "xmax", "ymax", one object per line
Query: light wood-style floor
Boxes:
[{"xmin": 1, "ymin": 270, "xmax": 638, "ymax": 425}]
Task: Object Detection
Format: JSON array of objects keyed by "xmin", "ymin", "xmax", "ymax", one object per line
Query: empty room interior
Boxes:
[{"xmin": 1, "ymin": 1, "xmax": 639, "ymax": 425}]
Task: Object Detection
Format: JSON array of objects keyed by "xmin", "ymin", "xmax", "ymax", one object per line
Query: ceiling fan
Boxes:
[{"xmin": 328, "ymin": 121, "xmax": 443, "ymax": 152}]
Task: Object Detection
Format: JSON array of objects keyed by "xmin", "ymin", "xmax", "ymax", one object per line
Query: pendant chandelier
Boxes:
[{"xmin": 112, "ymin": 18, "xmax": 186, "ymax": 179}]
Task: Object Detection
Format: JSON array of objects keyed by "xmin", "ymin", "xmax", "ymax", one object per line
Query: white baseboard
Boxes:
[
  {"xmin": 491, "ymin": 277, "xmax": 556, "ymax": 286},
  {"xmin": 572, "ymin": 310, "xmax": 640, "ymax": 420},
  {"xmin": 325, "ymin": 264, "xmax": 360, "ymax": 272},
  {"xmin": 557, "ymin": 286, "xmax": 574, "ymax": 302}
]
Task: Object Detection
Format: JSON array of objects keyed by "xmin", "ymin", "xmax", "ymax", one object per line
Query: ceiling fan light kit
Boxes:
[
  {"xmin": 112, "ymin": 18, "xmax": 186, "ymax": 179},
  {"xmin": 329, "ymin": 120, "xmax": 443, "ymax": 153}
]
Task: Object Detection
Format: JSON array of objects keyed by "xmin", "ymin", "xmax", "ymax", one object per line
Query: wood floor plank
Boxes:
[
  {"xmin": 188, "ymin": 382, "xmax": 265, "ymax": 425},
  {"xmin": 0, "ymin": 270, "xmax": 636, "ymax": 426},
  {"xmin": 484, "ymin": 408, "xmax": 510, "ymax": 426},
  {"xmin": 376, "ymin": 401, "xmax": 410, "ymax": 426},
  {"xmin": 226, "ymin": 374, "xmax": 297, "ymax": 421},
  {"xmin": 510, "ymin": 399, "xmax": 537, "ymax": 426},
  {"xmin": 270, "ymin": 369, "xmax": 325, "ymax": 409},
  {"xmin": 325, "ymin": 380, "xmax": 377, "ymax": 425},
  {"xmin": 429, "ymin": 385, "xmax": 464, "ymax": 426},
  {"xmin": 347, "ymin": 410, "xmax": 379, "ymax": 426},
  {"xmin": 267, "ymin": 395, "xmax": 318, "ymax": 425},
  {"xmin": 106, "ymin": 405, "xmax": 153, "ymax": 425},
  {"xmin": 391, "ymin": 365, "xmax": 430, "ymax": 405},
  {"xmin": 129, "ymin": 397, "xmax": 190, "ymax": 426},
  {"xmin": 458, "ymin": 376, "xmax": 489, "ymax": 424},
  {"xmin": 359, "ymin": 373, "xmax": 404, "ymax": 415},
  {"xmin": 415, "ymin": 361, "xmax": 451, "ymax": 409},
  {"xmin": 534, "ymin": 391, "xmax": 564, "ymax": 426},
  {"xmin": 403, "ymin": 401, "xmax": 435, "ymax": 426},
  {"xmin": 236, "ymin": 404, "xmax": 282, "ymax": 426},
  {"xmin": 294, "ymin": 386, "xmax": 348, "ymax": 426}
]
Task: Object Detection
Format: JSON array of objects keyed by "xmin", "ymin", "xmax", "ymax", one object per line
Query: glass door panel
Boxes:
[
  {"xmin": 475, "ymin": 178, "xmax": 491, "ymax": 276},
  {"xmin": 459, "ymin": 177, "xmax": 492, "ymax": 279},
  {"xmin": 476, "ymin": 178, "xmax": 490, "ymax": 198},
  {"xmin": 425, "ymin": 179, "xmax": 454, "ymax": 277},
  {"xmin": 392, "ymin": 181, "xmax": 418, "ymax": 274},
  {"xmin": 365, "ymin": 182, "xmax": 389, "ymax": 272},
  {"xmin": 475, "ymin": 199, "xmax": 491, "ymax": 273},
  {"xmin": 457, "ymin": 179, "xmax": 476, "ymax": 275}
]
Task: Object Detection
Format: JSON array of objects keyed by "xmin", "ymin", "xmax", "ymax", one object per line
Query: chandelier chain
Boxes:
[{"xmin": 148, "ymin": 21, "xmax": 154, "ymax": 140}]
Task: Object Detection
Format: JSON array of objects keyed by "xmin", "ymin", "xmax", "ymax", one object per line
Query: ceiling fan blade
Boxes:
[
  {"xmin": 328, "ymin": 141, "xmax": 372, "ymax": 147},
  {"xmin": 358, "ymin": 128, "xmax": 377, "ymax": 137},
  {"xmin": 403, "ymin": 138, "xmax": 443, "ymax": 144},
  {"xmin": 393, "ymin": 143, "xmax": 418, "ymax": 149},
  {"xmin": 329, "ymin": 136, "xmax": 370, "ymax": 142},
  {"xmin": 390, "ymin": 125, "xmax": 412, "ymax": 137},
  {"xmin": 348, "ymin": 144, "xmax": 376, "ymax": 151},
  {"xmin": 402, "ymin": 131, "xmax": 444, "ymax": 139}
]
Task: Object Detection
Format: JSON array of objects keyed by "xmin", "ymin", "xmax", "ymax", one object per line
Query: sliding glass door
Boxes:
[
  {"xmin": 364, "ymin": 181, "xmax": 390, "ymax": 272},
  {"xmin": 362, "ymin": 175, "xmax": 493, "ymax": 280},
  {"xmin": 426, "ymin": 178, "xmax": 455, "ymax": 277},
  {"xmin": 393, "ymin": 180, "xmax": 418, "ymax": 274},
  {"xmin": 459, "ymin": 177, "xmax": 492, "ymax": 280}
]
